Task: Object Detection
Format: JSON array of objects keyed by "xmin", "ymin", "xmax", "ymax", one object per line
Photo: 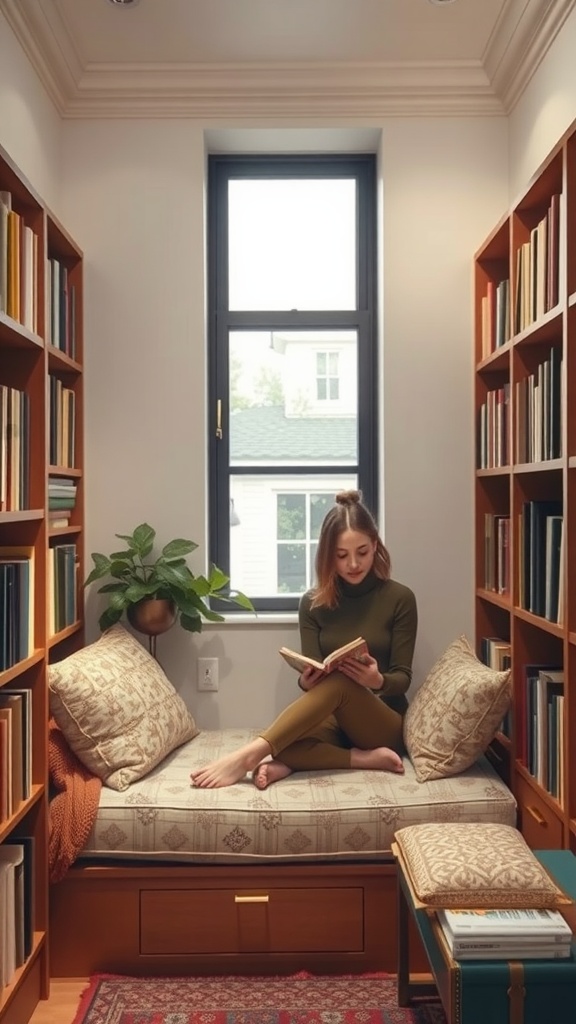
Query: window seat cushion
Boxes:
[{"xmin": 78, "ymin": 727, "xmax": 517, "ymax": 865}]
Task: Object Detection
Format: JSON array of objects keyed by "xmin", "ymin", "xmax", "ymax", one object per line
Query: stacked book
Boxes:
[
  {"xmin": 48, "ymin": 476, "xmax": 77, "ymax": 528},
  {"xmin": 437, "ymin": 907, "xmax": 573, "ymax": 960}
]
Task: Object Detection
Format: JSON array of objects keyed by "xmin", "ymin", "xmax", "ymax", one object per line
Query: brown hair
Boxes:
[{"xmin": 310, "ymin": 490, "xmax": 391, "ymax": 609}]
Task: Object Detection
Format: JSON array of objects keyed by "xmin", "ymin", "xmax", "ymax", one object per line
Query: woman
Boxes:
[{"xmin": 191, "ymin": 490, "xmax": 417, "ymax": 790}]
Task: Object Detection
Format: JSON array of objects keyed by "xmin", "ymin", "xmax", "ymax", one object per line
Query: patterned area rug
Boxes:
[{"xmin": 72, "ymin": 973, "xmax": 447, "ymax": 1024}]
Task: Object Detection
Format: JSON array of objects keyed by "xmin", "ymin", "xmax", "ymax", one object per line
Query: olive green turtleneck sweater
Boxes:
[{"xmin": 298, "ymin": 570, "xmax": 418, "ymax": 716}]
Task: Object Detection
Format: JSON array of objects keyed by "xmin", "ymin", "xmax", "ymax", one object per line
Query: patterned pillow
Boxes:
[
  {"xmin": 403, "ymin": 635, "xmax": 511, "ymax": 781},
  {"xmin": 394, "ymin": 823, "xmax": 571, "ymax": 908},
  {"xmin": 48, "ymin": 624, "xmax": 200, "ymax": 791}
]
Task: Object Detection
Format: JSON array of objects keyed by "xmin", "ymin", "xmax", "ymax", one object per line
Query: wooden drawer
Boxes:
[
  {"xmin": 140, "ymin": 886, "xmax": 364, "ymax": 955},
  {"xmin": 516, "ymin": 776, "xmax": 564, "ymax": 849}
]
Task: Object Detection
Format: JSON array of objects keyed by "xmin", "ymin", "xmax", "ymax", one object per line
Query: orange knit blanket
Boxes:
[{"xmin": 48, "ymin": 718, "xmax": 102, "ymax": 883}]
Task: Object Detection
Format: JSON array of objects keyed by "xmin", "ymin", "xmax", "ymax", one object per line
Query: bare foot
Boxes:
[
  {"xmin": 253, "ymin": 759, "xmax": 293, "ymax": 790},
  {"xmin": 350, "ymin": 746, "xmax": 405, "ymax": 774},
  {"xmin": 191, "ymin": 738, "xmax": 271, "ymax": 789}
]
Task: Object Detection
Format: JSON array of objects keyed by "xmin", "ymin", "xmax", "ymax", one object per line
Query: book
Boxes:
[
  {"xmin": 0, "ymin": 715, "xmax": 8, "ymax": 822},
  {"xmin": 4, "ymin": 837, "xmax": 34, "ymax": 961},
  {"xmin": 279, "ymin": 636, "xmax": 369, "ymax": 674},
  {"xmin": 436, "ymin": 909, "xmax": 573, "ymax": 959},
  {"xmin": 0, "ymin": 845, "xmax": 22, "ymax": 987},
  {"xmin": 445, "ymin": 942, "xmax": 571, "ymax": 961},
  {"xmin": 438, "ymin": 907, "xmax": 572, "ymax": 939},
  {"xmin": 0, "ymin": 692, "xmax": 24, "ymax": 811}
]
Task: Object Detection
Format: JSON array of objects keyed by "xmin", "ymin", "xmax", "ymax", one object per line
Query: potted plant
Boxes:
[{"xmin": 84, "ymin": 522, "xmax": 254, "ymax": 634}]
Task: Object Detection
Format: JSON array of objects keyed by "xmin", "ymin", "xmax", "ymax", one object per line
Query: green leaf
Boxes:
[
  {"xmin": 187, "ymin": 573, "xmax": 212, "ymax": 598},
  {"xmin": 179, "ymin": 611, "xmax": 205, "ymax": 633},
  {"xmin": 162, "ymin": 538, "xmax": 197, "ymax": 560},
  {"xmin": 208, "ymin": 564, "xmax": 230, "ymax": 590},
  {"xmin": 107, "ymin": 590, "xmax": 130, "ymax": 612},
  {"xmin": 172, "ymin": 590, "xmax": 209, "ymax": 617},
  {"xmin": 131, "ymin": 523, "xmax": 156, "ymax": 558},
  {"xmin": 84, "ymin": 553, "xmax": 112, "ymax": 586},
  {"xmin": 96, "ymin": 582, "xmax": 129, "ymax": 595},
  {"xmin": 109, "ymin": 548, "xmax": 136, "ymax": 562},
  {"xmin": 109, "ymin": 558, "xmax": 137, "ymax": 580},
  {"xmin": 222, "ymin": 590, "xmax": 255, "ymax": 612},
  {"xmin": 99, "ymin": 606, "xmax": 123, "ymax": 631},
  {"xmin": 124, "ymin": 580, "xmax": 156, "ymax": 602}
]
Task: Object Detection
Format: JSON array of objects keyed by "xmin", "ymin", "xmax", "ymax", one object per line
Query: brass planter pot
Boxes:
[{"xmin": 127, "ymin": 598, "xmax": 177, "ymax": 637}]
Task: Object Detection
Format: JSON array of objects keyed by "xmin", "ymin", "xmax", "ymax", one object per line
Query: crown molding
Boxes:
[
  {"xmin": 483, "ymin": 0, "xmax": 576, "ymax": 112},
  {"xmin": 62, "ymin": 62, "xmax": 503, "ymax": 119},
  {"xmin": 0, "ymin": 0, "xmax": 81, "ymax": 115},
  {"xmin": 1, "ymin": 0, "xmax": 573, "ymax": 119}
]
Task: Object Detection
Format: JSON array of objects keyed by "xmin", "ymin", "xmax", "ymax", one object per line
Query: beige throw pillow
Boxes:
[
  {"xmin": 394, "ymin": 823, "xmax": 570, "ymax": 908},
  {"xmin": 403, "ymin": 635, "xmax": 511, "ymax": 782},
  {"xmin": 48, "ymin": 624, "xmax": 200, "ymax": 791}
]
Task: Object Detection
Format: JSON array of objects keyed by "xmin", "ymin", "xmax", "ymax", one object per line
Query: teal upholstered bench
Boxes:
[{"xmin": 394, "ymin": 846, "xmax": 576, "ymax": 1024}]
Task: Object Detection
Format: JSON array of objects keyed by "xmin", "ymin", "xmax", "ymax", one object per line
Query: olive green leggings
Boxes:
[{"xmin": 259, "ymin": 673, "xmax": 404, "ymax": 771}]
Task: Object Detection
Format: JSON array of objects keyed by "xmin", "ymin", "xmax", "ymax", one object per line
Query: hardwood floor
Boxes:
[{"xmin": 29, "ymin": 980, "xmax": 87, "ymax": 1024}]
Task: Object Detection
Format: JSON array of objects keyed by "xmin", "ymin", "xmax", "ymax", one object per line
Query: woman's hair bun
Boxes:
[{"xmin": 335, "ymin": 489, "xmax": 362, "ymax": 506}]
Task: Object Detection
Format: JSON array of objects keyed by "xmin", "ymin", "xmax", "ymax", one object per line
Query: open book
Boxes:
[{"xmin": 279, "ymin": 636, "xmax": 369, "ymax": 674}]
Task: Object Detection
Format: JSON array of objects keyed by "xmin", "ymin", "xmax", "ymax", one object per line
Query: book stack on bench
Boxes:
[{"xmin": 436, "ymin": 907, "xmax": 573, "ymax": 960}]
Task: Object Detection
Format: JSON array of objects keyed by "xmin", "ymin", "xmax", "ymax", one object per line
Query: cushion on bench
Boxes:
[
  {"xmin": 394, "ymin": 822, "xmax": 571, "ymax": 908},
  {"xmin": 78, "ymin": 727, "xmax": 517, "ymax": 865}
]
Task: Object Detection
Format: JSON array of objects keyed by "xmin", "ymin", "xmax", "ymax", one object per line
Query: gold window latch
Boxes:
[{"xmin": 216, "ymin": 398, "xmax": 223, "ymax": 439}]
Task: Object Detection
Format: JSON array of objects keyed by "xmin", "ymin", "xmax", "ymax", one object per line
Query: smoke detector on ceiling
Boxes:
[
  {"xmin": 107, "ymin": 0, "xmax": 141, "ymax": 7},
  {"xmin": 428, "ymin": 0, "xmax": 457, "ymax": 5}
]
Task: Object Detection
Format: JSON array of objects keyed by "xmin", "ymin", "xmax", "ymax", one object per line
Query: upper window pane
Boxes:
[
  {"xmin": 228, "ymin": 179, "xmax": 356, "ymax": 311},
  {"xmin": 229, "ymin": 329, "xmax": 358, "ymax": 467}
]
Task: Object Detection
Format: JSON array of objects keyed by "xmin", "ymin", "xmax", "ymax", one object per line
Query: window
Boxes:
[
  {"xmin": 277, "ymin": 492, "xmax": 333, "ymax": 594},
  {"xmin": 316, "ymin": 352, "xmax": 340, "ymax": 402},
  {"xmin": 208, "ymin": 154, "xmax": 377, "ymax": 612}
]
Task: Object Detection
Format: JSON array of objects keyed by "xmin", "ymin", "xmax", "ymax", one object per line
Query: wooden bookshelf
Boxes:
[
  {"xmin": 0, "ymin": 143, "xmax": 83, "ymax": 1024},
  {"xmin": 474, "ymin": 117, "xmax": 576, "ymax": 857}
]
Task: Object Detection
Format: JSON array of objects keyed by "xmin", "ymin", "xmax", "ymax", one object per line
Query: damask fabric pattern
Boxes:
[
  {"xmin": 79, "ymin": 728, "xmax": 516, "ymax": 863},
  {"xmin": 394, "ymin": 822, "xmax": 571, "ymax": 908},
  {"xmin": 48, "ymin": 624, "xmax": 200, "ymax": 791},
  {"xmin": 403, "ymin": 635, "xmax": 512, "ymax": 782}
]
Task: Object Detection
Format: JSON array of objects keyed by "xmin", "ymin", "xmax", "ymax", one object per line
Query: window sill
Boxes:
[{"xmin": 203, "ymin": 611, "xmax": 298, "ymax": 628}]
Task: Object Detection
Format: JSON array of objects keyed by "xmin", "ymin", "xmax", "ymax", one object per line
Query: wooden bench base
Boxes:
[{"xmin": 50, "ymin": 860, "xmax": 427, "ymax": 977}]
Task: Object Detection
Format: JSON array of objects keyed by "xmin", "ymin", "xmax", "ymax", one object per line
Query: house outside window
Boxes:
[
  {"xmin": 208, "ymin": 155, "xmax": 378, "ymax": 612},
  {"xmin": 316, "ymin": 351, "xmax": 340, "ymax": 402}
]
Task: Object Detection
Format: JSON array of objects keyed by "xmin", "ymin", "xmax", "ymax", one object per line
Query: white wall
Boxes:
[
  {"xmin": 0, "ymin": 10, "xmax": 62, "ymax": 213},
  {"xmin": 379, "ymin": 117, "xmax": 508, "ymax": 678},
  {"xmin": 58, "ymin": 115, "xmax": 509, "ymax": 727},
  {"xmin": 509, "ymin": 5, "xmax": 576, "ymax": 199}
]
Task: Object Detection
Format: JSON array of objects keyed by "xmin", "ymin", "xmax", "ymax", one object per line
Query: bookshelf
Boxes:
[
  {"xmin": 0, "ymin": 143, "xmax": 83, "ymax": 1023},
  {"xmin": 474, "ymin": 118, "xmax": 576, "ymax": 856}
]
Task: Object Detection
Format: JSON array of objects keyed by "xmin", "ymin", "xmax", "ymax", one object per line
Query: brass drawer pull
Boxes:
[
  {"xmin": 234, "ymin": 895, "xmax": 270, "ymax": 903},
  {"xmin": 526, "ymin": 805, "xmax": 547, "ymax": 827}
]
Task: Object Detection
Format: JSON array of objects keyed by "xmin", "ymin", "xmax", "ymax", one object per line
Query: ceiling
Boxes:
[{"xmin": 1, "ymin": 0, "xmax": 574, "ymax": 118}]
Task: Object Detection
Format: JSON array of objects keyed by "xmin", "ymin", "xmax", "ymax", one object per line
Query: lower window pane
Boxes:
[
  {"xmin": 230, "ymin": 474, "xmax": 356, "ymax": 598},
  {"xmin": 277, "ymin": 544, "xmax": 306, "ymax": 594}
]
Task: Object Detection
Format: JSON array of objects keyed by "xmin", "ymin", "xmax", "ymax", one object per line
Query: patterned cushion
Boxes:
[
  {"xmin": 79, "ymin": 730, "xmax": 517, "ymax": 863},
  {"xmin": 394, "ymin": 823, "xmax": 571, "ymax": 908},
  {"xmin": 48, "ymin": 624, "xmax": 200, "ymax": 791},
  {"xmin": 403, "ymin": 635, "xmax": 511, "ymax": 781}
]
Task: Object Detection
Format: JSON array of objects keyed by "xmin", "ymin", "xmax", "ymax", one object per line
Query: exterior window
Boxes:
[
  {"xmin": 316, "ymin": 352, "xmax": 340, "ymax": 401},
  {"xmin": 277, "ymin": 492, "xmax": 333, "ymax": 594},
  {"xmin": 208, "ymin": 155, "xmax": 377, "ymax": 612}
]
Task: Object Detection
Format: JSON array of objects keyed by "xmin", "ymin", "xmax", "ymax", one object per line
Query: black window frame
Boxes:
[{"xmin": 207, "ymin": 153, "xmax": 378, "ymax": 613}]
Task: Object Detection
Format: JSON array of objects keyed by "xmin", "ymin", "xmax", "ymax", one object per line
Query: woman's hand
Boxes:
[
  {"xmin": 299, "ymin": 665, "xmax": 325, "ymax": 690},
  {"xmin": 339, "ymin": 653, "xmax": 383, "ymax": 690}
]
